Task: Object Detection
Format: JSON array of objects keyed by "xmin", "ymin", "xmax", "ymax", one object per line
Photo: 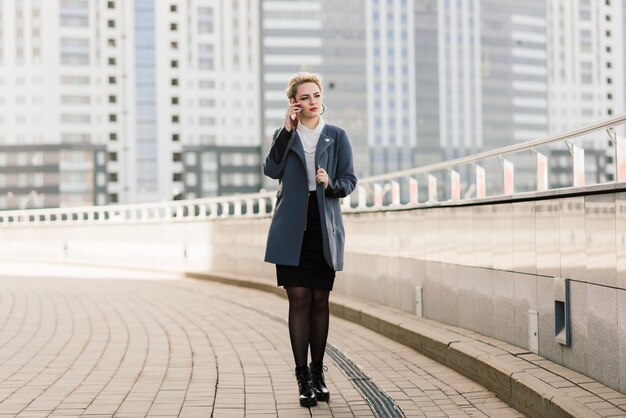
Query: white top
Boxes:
[{"xmin": 297, "ymin": 116, "xmax": 326, "ymax": 191}]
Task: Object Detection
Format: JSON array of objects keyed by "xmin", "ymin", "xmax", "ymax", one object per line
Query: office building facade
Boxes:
[{"xmin": 0, "ymin": 0, "xmax": 263, "ymax": 208}]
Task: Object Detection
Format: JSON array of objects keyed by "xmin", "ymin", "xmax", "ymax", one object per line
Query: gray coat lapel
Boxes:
[
  {"xmin": 289, "ymin": 132, "xmax": 307, "ymax": 169},
  {"xmin": 315, "ymin": 127, "xmax": 334, "ymax": 169}
]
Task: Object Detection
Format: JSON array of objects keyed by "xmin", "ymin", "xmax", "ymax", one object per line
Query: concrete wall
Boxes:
[{"xmin": 1, "ymin": 184, "xmax": 625, "ymax": 393}]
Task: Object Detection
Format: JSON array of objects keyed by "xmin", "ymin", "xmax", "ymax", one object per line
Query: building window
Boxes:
[
  {"xmin": 186, "ymin": 153, "xmax": 197, "ymax": 166},
  {"xmin": 109, "ymin": 114, "xmax": 117, "ymax": 122},
  {"xmin": 171, "ymin": 97, "xmax": 179, "ymax": 105},
  {"xmin": 108, "ymin": 57, "xmax": 116, "ymax": 66},
  {"xmin": 107, "ymin": 1, "xmax": 115, "ymax": 9},
  {"xmin": 108, "ymin": 38, "xmax": 116, "ymax": 47},
  {"xmin": 608, "ymin": 93, "xmax": 613, "ymax": 100},
  {"xmin": 171, "ymin": 78, "xmax": 179, "ymax": 86},
  {"xmin": 172, "ymin": 133, "xmax": 180, "ymax": 141},
  {"xmin": 198, "ymin": 44, "xmax": 214, "ymax": 70},
  {"xmin": 172, "ymin": 115, "xmax": 179, "ymax": 123},
  {"xmin": 109, "ymin": 132, "xmax": 117, "ymax": 141},
  {"xmin": 107, "ymin": 20, "xmax": 115, "ymax": 28},
  {"xmin": 173, "ymin": 173, "xmax": 182, "ymax": 182},
  {"xmin": 32, "ymin": 153, "xmax": 44, "ymax": 165},
  {"xmin": 108, "ymin": 152, "xmax": 117, "ymax": 162},
  {"xmin": 108, "ymin": 76, "xmax": 116, "ymax": 84},
  {"xmin": 172, "ymin": 152, "xmax": 182, "ymax": 162},
  {"xmin": 109, "ymin": 193, "xmax": 118, "ymax": 203},
  {"xmin": 170, "ymin": 23, "xmax": 177, "ymax": 31},
  {"xmin": 171, "ymin": 41, "xmax": 178, "ymax": 49},
  {"xmin": 199, "ymin": 98, "xmax": 215, "ymax": 107},
  {"xmin": 32, "ymin": 173, "xmax": 44, "ymax": 187},
  {"xmin": 608, "ymin": 109, "xmax": 613, "ymax": 115},
  {"xmin": 170, "ymin": 4, "xmax": 177, "ymax": 12},
  {"xmin": 186, "ymin": 173, "xmax": 197, "ymax": 187},
  {"xmin": 171, "ymin": 60, "xmax": 178, "ymax": 68},
  {"xmin": 109, "ymin": 172, "xmax": 118, "ymax": 182},
  {"xmin": 109, "ymin": 95, "xmax": 116, "ymax": 103},
  {"xmin": 199, "ymin": 116, "xmax": 215, "ymax": 126}
]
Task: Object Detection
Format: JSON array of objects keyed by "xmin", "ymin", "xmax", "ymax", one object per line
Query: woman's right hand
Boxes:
[{"xmin": 284, "ymin": 99, "xmax": 301, "ymax": 131}]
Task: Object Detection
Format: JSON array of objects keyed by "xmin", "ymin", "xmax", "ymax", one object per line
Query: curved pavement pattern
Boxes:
[{"xmin": 0, "ymin": 262, "xmax": 523, "ymax": 417}]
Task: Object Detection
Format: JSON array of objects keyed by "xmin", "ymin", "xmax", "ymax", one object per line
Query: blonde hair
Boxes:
[{"xmin": 285, "ymin": 71, "xmax": 323, "ymax": 100}]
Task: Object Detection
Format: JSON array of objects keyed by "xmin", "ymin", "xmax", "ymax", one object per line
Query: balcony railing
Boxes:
[{"xmin": 2, "ymin": 113, "xmax": 626, "ymax": 227}]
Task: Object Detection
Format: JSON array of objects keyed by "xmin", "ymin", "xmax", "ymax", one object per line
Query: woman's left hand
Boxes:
[{"xmin": 316, "ymin": 167, "xmax": 329, "ymax": 189}]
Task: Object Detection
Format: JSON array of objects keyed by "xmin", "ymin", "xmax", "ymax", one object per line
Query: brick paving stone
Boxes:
[{"xmin": 0, "ymin": 265, "xmax": 532, "ymax": 417}]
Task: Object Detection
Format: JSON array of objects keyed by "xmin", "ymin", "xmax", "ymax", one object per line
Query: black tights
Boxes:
[{"xmin": 286, "ymin": 286, "xmax": 330, "ymax": 367}]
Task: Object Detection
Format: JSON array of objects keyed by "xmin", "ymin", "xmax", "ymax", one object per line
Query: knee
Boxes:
[{"xmin": 311, "ymin": 294, "xmax": 329, "ymax": 312}]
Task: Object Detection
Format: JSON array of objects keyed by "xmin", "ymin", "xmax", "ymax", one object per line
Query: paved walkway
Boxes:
[{"xmin": 0, "ymin": 262, "xmax": 523, "ymax": 417}]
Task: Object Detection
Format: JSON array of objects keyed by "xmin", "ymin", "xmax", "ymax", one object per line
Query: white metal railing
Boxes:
[
  {"xmin": 0, "ymin": 190, "xmax": 277, "ymax": 227},
  {"xmin": 2, "ymin": 113, "xmax": 626, "ymax": 227}
]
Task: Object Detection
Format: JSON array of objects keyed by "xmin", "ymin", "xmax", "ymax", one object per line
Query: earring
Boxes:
[{"xmin": 320, "ymin": 103, "xmax": 327, "ymax": 115}]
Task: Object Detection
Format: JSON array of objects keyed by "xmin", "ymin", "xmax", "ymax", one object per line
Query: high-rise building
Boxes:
[
  {"xmin": 547, "ymin": 0, "xmax": 624, "ymax": 134},
  {"xmin": 437, "ymin": 0, "xmax": 482, "ymax": 160},
  {"xmin": 482, "ymin": 0, "xmax": 548, "ymax": 148},
  {"xmin": 171, "ymin": 0, "xmax": 262, "ymax": 198},
  {"xmin": 366, "ymin": 0, "xmax": 417, "ymax": 174},
  {"xmin": 0, "ymin": 0, "xmax": 113, "ymax": 209},
  {"xmin": 0, "ymin": 0, "xmax": 263, "ymax": 208},
  {"xmin": 413, "ymin": 0, "xmax": 442, "ymax": 167},
  {"xmin": 319, "ymin": 0, "xmax": 369, "ymax": 177},
  {"xmin": 546, "ymin": 0, "xmax": 623, "ymax": 186}
]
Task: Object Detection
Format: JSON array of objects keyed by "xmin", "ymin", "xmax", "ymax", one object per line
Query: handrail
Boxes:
[
  {"xmin": 2, "ymin": 112, "xmax": 626, "ymax": 227},
  {"xmin": 363, "ymin": 113, "xmax": 626, "ymax": 183}
]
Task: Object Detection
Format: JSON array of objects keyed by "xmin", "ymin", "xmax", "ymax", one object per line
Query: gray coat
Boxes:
[{"xmin": 263, "ymin": 124, "xmax": 357, "ymax": 271}]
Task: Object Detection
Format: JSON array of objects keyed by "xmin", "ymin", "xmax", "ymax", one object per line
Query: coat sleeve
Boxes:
[
  {"xmin": 325, "ymin": 130, "xmax": 358, "ymax": 198},
  {"xmin": 263, "ymin": 127, "xmax": 294, "ymax": 179}
]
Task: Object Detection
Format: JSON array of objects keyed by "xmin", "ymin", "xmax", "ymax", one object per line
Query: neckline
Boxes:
[{"xmin": 298, "ymin": 116, "xmax": 325, "ymax": 135}]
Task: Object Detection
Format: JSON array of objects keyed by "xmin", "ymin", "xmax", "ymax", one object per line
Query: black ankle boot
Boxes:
[
  {"xmin": 309, "ymin": 362, "xmax": 330, "ymax": 401},
  {"xmin": 295, "ymin": 365, "xmax": 317, "ymax": 407}
]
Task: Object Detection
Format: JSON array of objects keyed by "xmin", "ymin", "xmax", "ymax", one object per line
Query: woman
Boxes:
[{"xmin": 263, "ymin": 72, "xmax": 357, "ymax": 407}]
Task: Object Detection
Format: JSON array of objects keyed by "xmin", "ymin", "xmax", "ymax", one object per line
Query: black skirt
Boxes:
[{"xmin": 276, "ymin": 191, "xmax": 336, "ymax": 291}]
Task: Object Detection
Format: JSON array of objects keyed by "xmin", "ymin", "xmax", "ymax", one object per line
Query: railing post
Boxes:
[
  {"xmin": 374, "ymin": 183, "xmax": 383, "ymax": 207},
  {"xmin": 566, "ymin": 141, "xmax": 585, "ymax": 187},
  {"xmin": 234, "ymin": 201, "xmax": 242, "ymax": 217},
  {"xmin": 499, "ymin": 157, "xmax": 514, "ymax": 195},
  {"xmin": 533, "ymin": 150, "xmax": 548, "ymax": 191},
  {"xmin": 257, "ymin": 197, "xmax": 267, "ymax": 215},
  {"xmin": 409, "ymin": 178, "xmax": 418, "ymax": 205},
  {"xmin": 209, "ymin": 202, "xmax": 218, "ymax": 219},
  {"xmin": 449, "ymin": 169, "xmax": 460, "ymax": 200},
  {"xmin": 342, "ymin": 195, "xmax": 351, "ymax": 211},
  {"xmin": 427, "ymin": 174, "xmax": 437, "ymax": 203},
  {"xmin": 175, "ymin": 206, "xmax": 184, "ymax": 219},
  {"xmin": 220, "ymin": 202, "xmax": 230, "ymax": 218},
  {"xmin": 358, "ymin": 186, "xmax": 367, "ymax": 209},
  {"xmin": 391, "ymin": 180, "xmax": 400, "ymax": 206},
  {"xmin": 607, "ymin": 128, "xmax": 626, "ymax": 181},
  {"xmin": 474, "ymin": 164, "xmax": 486, "ymax": 198}
]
